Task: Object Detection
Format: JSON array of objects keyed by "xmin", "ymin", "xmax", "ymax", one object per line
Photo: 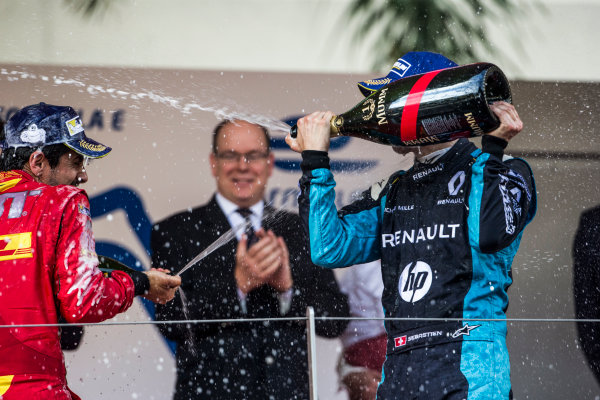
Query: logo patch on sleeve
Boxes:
[{"xmin": 78, "ymin": 204, "xmax": 91, "ymax": 217}]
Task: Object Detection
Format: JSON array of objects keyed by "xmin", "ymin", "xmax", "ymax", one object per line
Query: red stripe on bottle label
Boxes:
[{"xmin": 400, "ymin": 70, "xmax": 443, "ymax": 142}]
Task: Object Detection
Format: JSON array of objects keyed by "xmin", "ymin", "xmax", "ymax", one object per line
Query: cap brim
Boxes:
[
  {"xmin": 357, "ymin": 65, "xmax": 409, "ymax": 96},
  {"xmin": 357, "ymin": 81, "xmax": 384, "ymax": 97},
  {"xmin": 65, "ymin": 137, "xmax": 112, "ymax": 158}
]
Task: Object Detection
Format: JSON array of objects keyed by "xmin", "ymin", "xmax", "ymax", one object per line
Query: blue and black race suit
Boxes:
[{"xmin": 298, "ymin": 137, "xmax": 536, "ymax": 400}]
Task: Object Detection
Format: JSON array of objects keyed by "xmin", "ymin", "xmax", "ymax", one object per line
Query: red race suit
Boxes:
[{"xmin": 0, "ymin": 170, "xmax": 136, "ymax": 399}]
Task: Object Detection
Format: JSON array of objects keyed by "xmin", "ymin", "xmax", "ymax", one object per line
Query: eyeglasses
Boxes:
[{"xmin": 215, "ymin": 151, "xmax": 270, "ymax": 164}]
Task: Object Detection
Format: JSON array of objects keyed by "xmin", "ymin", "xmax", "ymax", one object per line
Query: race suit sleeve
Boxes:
[
  {"xmin": 298, "ymin": 150, "xmax": 382, "ymax": 268},
  {"xmin": 471, "ymin": 135, "xmax": 537, "ymax": 253},
  {"xmin": 55, "ymin": 193, "xmax": 136, "ymax": 323}
]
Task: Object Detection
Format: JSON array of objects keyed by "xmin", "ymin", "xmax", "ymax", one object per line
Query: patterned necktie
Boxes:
[{"xmin": 236, "ymin": 208, "xmax": 257, "ymax": 247}]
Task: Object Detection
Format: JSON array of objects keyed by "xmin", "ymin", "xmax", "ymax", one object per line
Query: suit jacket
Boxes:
[
  {"xmin": 573, "ymin": 205, "xmax": 600, "ymax": 384},
  {"xmin": 152, "ymin": 196, "xmax": 349, "ymax": 400}
]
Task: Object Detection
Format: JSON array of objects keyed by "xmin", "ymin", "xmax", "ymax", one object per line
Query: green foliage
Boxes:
[{"xmin": 345, "ymin": 0, "xmax": 520, "ymax": 68}]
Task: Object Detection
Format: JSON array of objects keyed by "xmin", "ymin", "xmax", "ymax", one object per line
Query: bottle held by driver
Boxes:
[{"xmin": 291, "ymin": 63, "xmax": 512, "ymax": 147}]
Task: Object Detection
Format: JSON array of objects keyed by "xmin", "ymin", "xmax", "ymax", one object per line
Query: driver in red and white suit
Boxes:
[{"xmin": 0, "ymin": 103, "xmax": 181, "ymax": 399}]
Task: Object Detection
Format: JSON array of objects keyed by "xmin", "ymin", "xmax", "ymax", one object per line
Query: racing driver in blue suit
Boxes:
[{"xmin": 285, "ymin": 52, "xmax": 536, "ymax": 400}]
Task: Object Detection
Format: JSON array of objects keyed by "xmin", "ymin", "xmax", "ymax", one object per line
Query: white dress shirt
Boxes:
[{"xmin": 215, "ymin": 193, "xmax": 263, "ymax": 240}]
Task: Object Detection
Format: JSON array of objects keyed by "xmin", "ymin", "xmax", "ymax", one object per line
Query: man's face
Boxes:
[
  {"xmin": 210, "ymin": 121, "xmax": 274, "ymax": 208},
  {"xmin": 44, "ymin": 150, "xmax": 89, "ymax": 187}
]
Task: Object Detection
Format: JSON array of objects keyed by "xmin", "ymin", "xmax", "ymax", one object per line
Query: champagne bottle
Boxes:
[{"xmin": 290, "ymin": 63, "xmax": 511, "ymax": 146}]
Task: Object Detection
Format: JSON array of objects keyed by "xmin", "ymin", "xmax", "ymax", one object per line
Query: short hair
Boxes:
[
  {"xmin": 0, "ymin": 124, "xmax": 70, "ymax": 171},
  {"xmin": 211, "ymin": 120, "xmax": 271, "ymax": 154}
]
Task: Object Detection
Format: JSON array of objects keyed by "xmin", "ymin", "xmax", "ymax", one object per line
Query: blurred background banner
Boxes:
[{"xmin": 1, "ymin": 0, "xmax": 600, "ymax": 399}]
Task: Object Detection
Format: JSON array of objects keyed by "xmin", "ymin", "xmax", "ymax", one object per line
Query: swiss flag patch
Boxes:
[{"xmin": 394, "ymin": 336, "xmax": 407, "ymax": 347}]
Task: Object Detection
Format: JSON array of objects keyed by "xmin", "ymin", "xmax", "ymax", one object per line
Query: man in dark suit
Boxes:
[
  {"xmin": 152, "ymin": 119, "xmax": 349, "ymax": 399},
  {"xmin": 573, "ymin": 205, "xmax": 600, "ymax": 384}
]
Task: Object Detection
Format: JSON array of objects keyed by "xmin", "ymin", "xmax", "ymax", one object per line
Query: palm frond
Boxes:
[
  {"xmin": 63, "ymin": 0, "xmax": 113, "ymax": 18},
  {"xmin": 344, "ymin": 0, "xmax": 527, "ymax": 69}
]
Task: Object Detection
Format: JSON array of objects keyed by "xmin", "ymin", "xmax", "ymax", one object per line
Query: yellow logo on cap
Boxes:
[
  {"xmin": 363, "ymin": 78, "xmax": 392, "ymax": 86},
  {"xmin": 66, "ymin": 117, "xmax": 84, "ymax": 136},
  {"xmin": 78, "ymin": 141, "xmax": 106, "ymax": 152}
]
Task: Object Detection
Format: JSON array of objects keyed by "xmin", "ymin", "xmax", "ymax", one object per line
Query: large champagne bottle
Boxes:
[{"xmin": 291, "ymin": 63, "xmax": 511, "ymax": 146}]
